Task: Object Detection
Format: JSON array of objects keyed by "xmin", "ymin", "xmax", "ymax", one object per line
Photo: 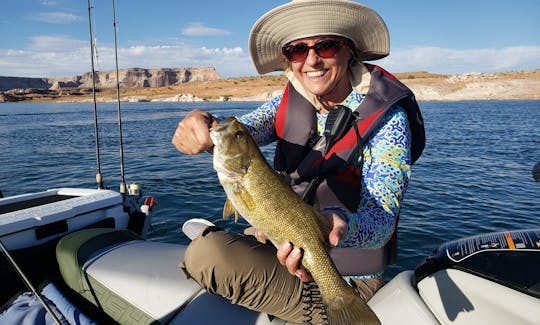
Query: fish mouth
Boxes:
[
  {"xmin": 210, "ymin": 116, "xmax": 250, "ymax": 180},
  {"xmin": 209, "ymin": 130, "xmax": 221, "ymax": 147},
  {"xmin": 209, "ymin": 117, "xmax": 237, "ymax": 147},
  {"xmin": 209, "ymin": 125, "xmax": 222, "ymax": 146}
]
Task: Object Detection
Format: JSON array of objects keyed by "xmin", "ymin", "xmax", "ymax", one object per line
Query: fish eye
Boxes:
[{"xmin": 234, "ymin": 130, "xmax": 244, "ymax": 139}]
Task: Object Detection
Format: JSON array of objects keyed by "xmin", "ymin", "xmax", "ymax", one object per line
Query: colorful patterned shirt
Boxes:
[{"xmin": 238, "ymin": 89, "xmax": 411, "ymax": 251}]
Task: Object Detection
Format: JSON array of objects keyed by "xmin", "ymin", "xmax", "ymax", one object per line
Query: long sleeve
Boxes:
[
  {"xmin": 237, "ymin": 95, "xmax": 282, "ymax": 146},
  {"xmin": 338, "ymin": 105, "xmax": 412, "ymax": 249}
]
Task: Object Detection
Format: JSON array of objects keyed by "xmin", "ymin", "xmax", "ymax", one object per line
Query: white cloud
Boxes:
[
  {"xmin": 111, "ymin": 45, "xmax": 254, "ymax": 77},
  {"xmin": 378, "ymin": 46, "xmax": 540, "ymax": 74},
  {"xmin": 0, "ymin": 36, "xmax": 255, "ymax": 78},
  {"xmin": 181, "ymin": 23, "xmax": 230, "ymax": 36},
  {"xmin": 1, "ymin": 40, "xmax": 538, "ymax": 79},
  {"xmin": 28, "ymin": 35, "xmax": 86, "ymax": 51},
  {"xmin": 0, "ymin": 35, "xmax": 88, "ymax": 77},
  {"xmin": 0, "ymin": 47, "xmax": 88, "ymax": 78},
  {"xmin": 31, "ymin": 12, "xmax": 83, "ymax": 24}
]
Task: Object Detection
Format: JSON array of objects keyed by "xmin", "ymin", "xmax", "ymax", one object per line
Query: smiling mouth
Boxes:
[{"xmin": 306, "ymin": 70, "xmax": 326, "ymax": 77}]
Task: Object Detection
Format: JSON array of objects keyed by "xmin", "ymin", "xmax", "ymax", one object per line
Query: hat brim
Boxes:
[{"xmin": 249, "ymin": 0, "xmax": 390, "ymax": 74}]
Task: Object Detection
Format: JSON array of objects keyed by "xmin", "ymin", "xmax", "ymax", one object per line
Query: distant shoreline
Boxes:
[{"xmin": 1, "ymin": 69, "xmax": 539, "ymax": 103}]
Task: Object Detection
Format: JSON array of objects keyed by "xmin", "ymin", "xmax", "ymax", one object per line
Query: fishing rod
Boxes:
[
  {"xmin": 112, "ymin": 0, "xmax": 127, "ymax": 195},
  {"xmin": 0, "ymin": 240, "xmax": 62, "ymax": 325},
  {"xmin": 87, "ymin": 0, "xmax": 105, "ymax": 189}
]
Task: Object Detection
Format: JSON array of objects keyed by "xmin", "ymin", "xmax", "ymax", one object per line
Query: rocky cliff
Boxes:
[
  {"xmin": 0, "ymin": 67, "xmax": 220, "ymax": 92},
  {"xmin": 0, "ymin": 77, "xmax": 50, "ymax": 92},
  {"xmin": 2, "ymin": 69, "xmax": 538, "ymax": 103}
]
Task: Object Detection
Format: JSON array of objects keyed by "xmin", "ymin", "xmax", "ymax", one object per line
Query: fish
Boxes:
[{"xmin": 210, "ymin": 117, "xmax": 380, "ymax": 325}]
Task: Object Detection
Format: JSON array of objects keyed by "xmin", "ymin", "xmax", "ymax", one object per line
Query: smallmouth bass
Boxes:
[{"xmin": 210, "ymin": 117, "xmax": 380, "ymax": 325}]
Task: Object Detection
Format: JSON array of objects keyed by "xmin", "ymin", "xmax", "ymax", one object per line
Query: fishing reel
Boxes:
[{"xmin": 122, "ymin": 183, "xmax": 155, "ymax": 239}]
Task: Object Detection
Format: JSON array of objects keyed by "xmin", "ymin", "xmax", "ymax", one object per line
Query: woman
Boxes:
[{"xmin": 172, "ymin": 0, "xmax": 424, "ymax": 323}]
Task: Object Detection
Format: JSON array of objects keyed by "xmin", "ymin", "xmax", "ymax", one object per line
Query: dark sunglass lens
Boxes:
[
  {"xmin": 290, "ymin": 43, "xmax": 309, "ymax": 61},
  {"xmin": 282, "ymin": 46, "xmax": 291, "ymax": 59},
  {"xmin": 282, "ymin": 43, "xmax": 307, "ymax": 61},
  {"xmin": 282, "ymin": 40, "xmax": 344, "ymax": 62},
  {"xmin": 315, "ymin": 40, "xmax": 342, "ymax": 58}
]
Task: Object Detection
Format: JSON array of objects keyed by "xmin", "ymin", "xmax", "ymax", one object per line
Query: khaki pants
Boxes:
[{"xmin": 181, "ymin": 227, "xmax": 383, "ymax": 324}]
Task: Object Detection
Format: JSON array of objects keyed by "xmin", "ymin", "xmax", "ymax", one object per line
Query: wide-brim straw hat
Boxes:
[{"xmin": 249, "ymin": 0, "xmax": 389, "ymax": 74}]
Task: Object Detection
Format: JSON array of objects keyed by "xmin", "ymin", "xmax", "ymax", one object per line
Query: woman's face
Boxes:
[{"xmin": 285, "ymin": 36, "xmax": 353, "ymax": 103}]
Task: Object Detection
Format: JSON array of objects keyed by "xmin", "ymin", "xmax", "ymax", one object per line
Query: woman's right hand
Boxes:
[{"xmin": 172, "ymin": 109, "xmax": 218, "ymax": 155}]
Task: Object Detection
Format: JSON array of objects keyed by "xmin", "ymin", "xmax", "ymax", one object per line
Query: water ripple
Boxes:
[{"xmin": 1, "ymin": 100, "xmax": 539, "ymax": 280}]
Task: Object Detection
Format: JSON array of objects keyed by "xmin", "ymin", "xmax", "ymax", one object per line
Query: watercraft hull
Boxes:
[{"xmin": 2, "ymin": 189, "xmax": 538, "ymax": 324}]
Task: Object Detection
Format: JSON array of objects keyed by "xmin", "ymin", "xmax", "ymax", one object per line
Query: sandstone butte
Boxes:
[{"xmin": 1, "ymin": 69, "xmax": 539, "ymax": 103}]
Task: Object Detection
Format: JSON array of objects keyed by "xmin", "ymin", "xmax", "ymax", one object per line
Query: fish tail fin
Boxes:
[{"xmin": 325, "ymin": 292, "xmax": 380, "ymax": 325}]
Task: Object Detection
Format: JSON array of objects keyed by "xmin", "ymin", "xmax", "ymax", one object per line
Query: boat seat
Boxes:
[{"xmin": 56, "ymin": 228, "xmax": 203, "ymax": 324}]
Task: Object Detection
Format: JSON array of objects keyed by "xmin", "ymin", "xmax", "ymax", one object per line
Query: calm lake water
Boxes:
[{"xmin": 1, "ymin": 100, "xmax": 539, "ymax": 280}]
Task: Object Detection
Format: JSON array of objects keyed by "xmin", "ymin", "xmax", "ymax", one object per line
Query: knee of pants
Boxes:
[
  {"xmin": 182, "ymin": 229, "xmax": 254, "ymax": 291},
  {"xmin": 183, "ymin": 229, "xmax": 277, "ymax": 287},
  {"xmin": 184, "ymin": 229, "xmax": 230, "ymax": 271}
]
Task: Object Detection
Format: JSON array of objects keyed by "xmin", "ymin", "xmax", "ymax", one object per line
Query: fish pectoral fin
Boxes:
[
  {"xmin": 223, "ymin": 189, "xmax": 254, "ymax": 223},
  {"xmin": 222, "ymin": 199, "xmax": 238, "ymax": 221},
  {"xmin": 237, "ymin": 190, "xmax": 255, "ymax": 212}
]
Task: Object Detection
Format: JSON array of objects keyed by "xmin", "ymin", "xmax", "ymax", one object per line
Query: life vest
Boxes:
[
  {"xmin": 275, "ymin": 64, "xmax": 425, "ymax": 212},
  {"xmin": 274, "ymin": 65, "xmax": 425, "ymax": 274}
]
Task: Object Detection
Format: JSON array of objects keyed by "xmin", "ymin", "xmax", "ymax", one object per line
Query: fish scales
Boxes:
[{"xmin": 210, "ymin": 117, "xmax": 380, "ymax": 325}]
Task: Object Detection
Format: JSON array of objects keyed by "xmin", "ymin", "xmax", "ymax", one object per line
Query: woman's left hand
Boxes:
[
  {"xmin": 276, "ymin": 210, "xmax": 348, "ymax": 282},
  {"xmin": 322, "ymin": 209, "xmax": 348, "ymax": 247}
]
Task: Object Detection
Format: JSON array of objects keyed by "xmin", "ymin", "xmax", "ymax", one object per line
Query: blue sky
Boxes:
[{"xmin": 1, "ymin": 0, "xmax": 539, "ymax": 78}]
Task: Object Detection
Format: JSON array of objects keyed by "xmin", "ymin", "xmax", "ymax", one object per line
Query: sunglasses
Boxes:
[{"xmin": 281, "ymin": 39, "xmax": 346, "ymax": 62}]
